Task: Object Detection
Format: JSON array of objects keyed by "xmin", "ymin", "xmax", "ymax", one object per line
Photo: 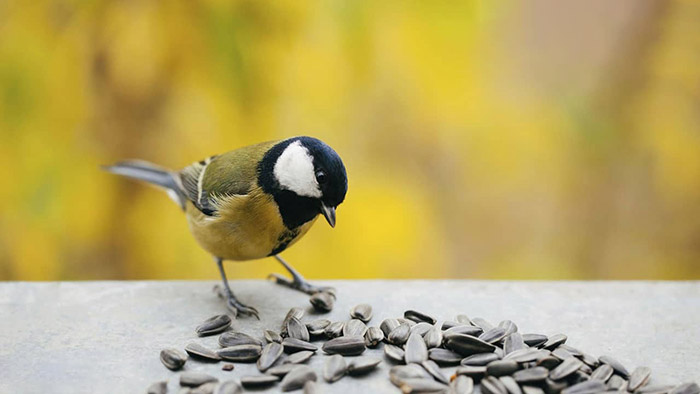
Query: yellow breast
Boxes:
[{"xmin": 185, "ymin": 187, "xmax": 317, "ymax": 261}]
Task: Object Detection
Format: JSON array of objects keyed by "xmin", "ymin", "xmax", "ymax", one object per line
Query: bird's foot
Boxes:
[
  {"xmin": 214, "ymin": 284, "xmax": 260, "ymax": 319},
  {"xmin": 267, "ymin": 273, "xmax": 336, "ymax": 296}
]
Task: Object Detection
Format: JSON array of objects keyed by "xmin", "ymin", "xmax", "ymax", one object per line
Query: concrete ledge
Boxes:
[{"xmin": 1, "ymin": 280, "xmax": 698, "ymax": 393}]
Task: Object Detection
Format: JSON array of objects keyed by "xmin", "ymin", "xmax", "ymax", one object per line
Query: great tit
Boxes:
[{"xmin": 104, "ymin": 136, "xmax": 348, "ymax": 317}]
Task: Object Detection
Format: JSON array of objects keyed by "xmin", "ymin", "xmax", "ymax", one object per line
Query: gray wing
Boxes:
[{"xmin": 179, "ymin": 155, "xmax": 220, "ymax": 216}]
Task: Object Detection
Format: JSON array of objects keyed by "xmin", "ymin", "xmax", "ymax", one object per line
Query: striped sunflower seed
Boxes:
[
  {"xmin": 268, "ymin": 363, "xmax": 298, "ymax": 377},
  {"xmin": 552, "ymin": 347, "xmax": 575, "ymax": 360},
  {"xmin": 628, "ymin": 367, "xmax": 652, "ymax": 392},
  {"xmin": 180, "ymin": 371, "xmax": 218, "ymax": 387},
  {"xmin": 306, "ymin": 319, "xmax": 330, "ymax": 336},
  {"xmin": 561, "ymin": 380, "xmax": 606, "ymax": 394},
  {"xmin": 365, "ymin": 326, "xmax": 384, "ymax": 347},
  {"xmin": 445, "ymin": 333, "xmax": 496, "ymax": 356},
  {"xmin": 505, "ymin": 348, "xmax": 545, "ymax": 363},
  {"xmin": 388, "ymin": 323, "xmax": 412, "ymax": 346},
  {"xmin": 218, "ymin": 344, "xmax": 262, "ymax": 362},
  {"xmin": 347, "ymin": 357, "xmax": 382, "ymax": 376},
  {"xmin": 405, "ymin": 332, "xmax": 429, "ymax": 364},
  {"xmin": 486, "ymin": 360, "xmax": 519, "ymax": 377},
  {"xmin": 213, "ymin": 381, "xmax": 243, "ymax": 394},
  {"xmin": 428, "ymin": 348, "xmax": 462, "ymax": 365},
  {"xmin": 196, "ymin": 315, "xmax": 231, "ymax": 337},
  {"xmin": 446, "ymin": 325, "xmax": 483, "ymax": 337},
  {"xmin": 498, "ymin": 320, "xmax": 518, "ymax": 336},
  {"xmin": 542, "ymin": 334, "xmax": 567, "ymax": 350},
  {"xmin": 280, "ymin": 365, "xmax": 317, "ymax": 392},
  {"xmin": 410, "ymin": 322, "xmax": 433, "ymax": 337},
  {"xmin": 599, "ymin": 355, "xmax": 630, "ymax": 379},
  {"xmin": 283, "ymin": 350, "xmax": 314, "ymax": 364},
  {"xmin": 462, "ymin": 352, "xmax": 500, "ymax": 366},
  {"xmin": 504, "ymin": 333, "xmax": 525, "ymax": 355},
  {"xmin": 472, "ymin": 317, "xmax": 494, "ymax": 331},
  {"xmin": 240, "ymin": 375, "xmax": 279, "ymax": 389},
  {"xmin": 420, "ymin": 360, "xmax": 448, "ymax": 384},
  {"xmin": 322, "ymin": 335, "xmax": 366, "ymax": 356},
  {"xmin": 281, "ymin": 307, "xmax": 305, "ymax": 337},
  {"xmin": 535, "ymin": 355, "xmax": 561, "ymax": 370},
  {"xmin": 591, "ymin": 364, "xmax": 614, "ymax": 382},
  {"xmin": 670, "ymin": 383, "xmax": 700, "ymax": 394},
  {"xmin": 558, "ymin": 344, "xmax": 582, "ymax": 357},
  {"xmin": 309, "ymin": 291, "xmax": 334, "ymax": 312},
  {"xmin": 380, "ymin": 318, "xmax": 401, "ymax": 337},
  {"xmin": 146, "ymin": 381, "xmax": 167, "ymax": 394},
  {"xmin": 282, "ymin": 338, "xmax": 318, "ymax": 354},
  {"xmin": 218, "ymin": 332, "xmax": 262, "ymax": 348},
  {"xmin": 513, "ymin": 367, "xmax": 549, "ymax": 383},
  {"xmin": 287, "ymin": 317, "xmax": 310, "ymax": 341},
  {"xmin": 482, "ymin": 376, "xmax": 508, "ymax": 394},
  {"xmin": 343, "ymin": 319, "xmax": 368, "ymax": 337},
  {"xmin": 404, "ymin": 310, "xmax": 437, "ymax": 325},
  {"xmin": 185, "ymin": 343, "xmax": 221, "ymax": 361},
  {"xmin": 264, "ymin": 330, "xmax": 282, "ymax": 344},
  {"xmin": 398, "ymin": 378, "xmax": 448, "ymax": 393},
  {"xmin": 160, "ymin": 348, "xmax": 187, "ymax": 371},
  {"xmin": 423, "ymin": 326, "xmax": 443, "ymax": 349},
  {"xmin": 450, "ymin": 375, "xmax": 475, "ymax": 394},
  {"xmin": 324, "ymin": 321, "xmax": 344, "ymax": 339},
  {"xmin": 549, "ymin": 357, "xmax": 583, "ymax": 380},
  {"xmin": 385, "ymin": 344, "xmax": 406, "ymax": 363},
  {"xmin": 480, "ymin": 327, "xmax": 508, "ymax": 344},
  {"xmin": 257, "ymin": 342, "xmax": 283, "ymax": 372},
  {"xmin": 324, "ymin": 354, "xmax": 347, "ymax": 382},
  {"xmin": 500, "ymin": 376, "xmax": 522, "ymax": 394},
  {"xmin": 522, "ymin": 334, "xmax": 548, "ymax": 348},
  {"xmin": 389, "ymin": 364, "xmax": 431, "ymax": 386},
  {"xmin": 350, "ymin": 304, "xmax": 373, "ymax": 323}
]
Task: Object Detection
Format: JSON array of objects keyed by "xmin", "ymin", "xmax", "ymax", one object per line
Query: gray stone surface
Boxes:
[{"xmin": 0, "ymin": 280, "xmax": 698, "ymax": 393}]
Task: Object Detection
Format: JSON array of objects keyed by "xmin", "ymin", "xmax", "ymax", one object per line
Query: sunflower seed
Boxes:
[
  {"xmin": 446, "ymin": 325, "xmax": 484, "ymax": 337},
  {"xmin": 424, "ymin": 326, "xmax": 443, "ymax": 348},
  {"xmin": 213, "ymin": 381, "xmax": 242, "ymax": 394},
  {"xmin": 536, "ymin": 355, "xmax": 561, "ymax": 370},
  {"xmin": 638, "ymin": 386, "xmax": 675, "ymax": 394},
  {"xmin": 472, "ymin": 317, "xmax": 494, "ymax": 331},
  {"xmin": 160, "ymin": 348, "xmax": 188, "ymax": 370},
  {"xmin": 324, "ymin": 321, "xmax": 345, "ymax": 339},
  {"xmin": 628, "ymin": 367, "xmax": 652, "ymax": 391},
  {"xmin": 284, "ymin": 350, "xmax": 314, "ymax": 364},
  {"xmin": 185, "ymin": 343, "xmax": 221, "ymax": 362},
  {"xmin": 410, "ymin": 322, "xmax": 433, "ymax": 337},
  {"xmin": 404, "ymin": 310, "xmax": 437, "ymax": 325},
  {"xmin": 522, "ymin": 334, "xmax": 548, "ymax": 348},
  {"xmin": 482, "ymin": 376, "xmax": 508, "ymax": 394},
  {"xmin": 399, "ymin": 378, "xmax": 448, "ymax": 393},
  {"xmin": 257, "ymin": 342, "xmax": 284, "ymax": 371},
  {"xmin": 287, "ymin": 317, "xmax": 310, "ymax": 341},
  {"xmin": 445, "ymin": 333, "xmax": 497, "ymax": 356},
  {"xmin": 504, "ymin": 333, "xmax": 525, "ymax": 355},
  {"xmin": 591, "ymin": 364, "xmax": 614, "ymax": 382},
  {"xmin": 218, "ymin": 344, "xmax": 262, "ymax": 362},
  {"xmin": 191, "ymin": 382, "xmax": 218, "ymax": 394},
  {"xmin": 221, "ymin": 364, "xmax": 234, "ymax": 371},
  {"xmin": 416, "ymin": 359, "xmax": 447, "ymax": 384},
  {"xmin": 514, "ymin": 367, "xmax": 549, "ymax": 383},
  {"xmin": 322, "ymin": 335, "xmax": 366, "ymax": 356},
  {"xmin": 240, "ymin": 375, "xmax": 279, "ymax": 388},
  {"xmin": 324, "ymin": 354, "xmax": 348, "ymax": 382},
  {"xmin": 487, "ymin": 360, "xmax": 520, "ymax": 377},
  {"xmin": 281, "ymin": 365, "xmax": 317, "ymax": 392},
  {"xmin": 264, "ymin": 330, "xmax": 282, "ymax": 344},
  {"xmin": 365, "ymin": 326, "xmax": 384, "ymax": 347},
  {"xmin": 343, "ymin": 319, "xmax": 368, "ymax": 337},
  {"xmin": 522, "ymin": 386, "xmax": 545, "ymax": 394},
  {"xmin": 180, "ymin": 371, "xmax": 218, "ymax": 387},
  {"xmin": 282, "ymin": 338, "xmax": 318, "ymax": 353},
  {"xmin": 456, "ymin": 314, "xmax": 473, "ymax": 325},
  {"xmin": 303, "ymin": 380, "xmax": 317, "ymax": 394},
  {"xmin": 542, "ymin": 334, "xmax": 567, "ymax": 350},
  {"xmin": 450, "ymin": 375, "xmax": 475, "ymax": 394},
  {"xmin": 599, "ymin": 355, "xmax": 630, "ymax": 379},
  {"xmin": 462, "ymin": 353, "xmax": 501, "ymax": 366},
  {"xmin": 578, "ymin": 363, "xmax": 593, "ymax": 375},
  {"xmin": 281, "ymin": 307, "xmax": 305, "ymax": 336},
  {"xmin": 552, "ymin": 347, "xmax": 575, "ymax": 360},
  {"xmin": 443, "ymin": 321, "xmax": 460, "ymax": 330},
  {"xmin": 670, "ymin": 383, "xmax": 700, "ymax": 394},
  {"xmin": 506, "ymin": 348, "xmax": 546, "ymax": 363},
  {"xmin": 309, "ymin": 291, "xmax": 335, "ymax": 312},
  {"xmin": 196, "ymin": 315, "xmax": 232, "ymax": 337},
  {"xmin": 558, "ymin": 344, "xmax": 582, "ymax": 357},
  {"xmin": 561, "ymin": 380, "xmax": 606, "ymax": 394},
  {"xmin": 549, "ymin": 357, "xmax": 583, "ymax": 380},
  {"xmin": 498, "ymin": 320, "xmax": 518, "ymax": 335},
  {"xmin": 405, "ymin": 332, "xmax": 429, "ymax": 364},
  {"xmin": 268, "ymin": 363, "xmax": 298, "ymax": 377},
  {"xmin": 389, "ymin": 364, "xmax": 432, "ymax": 386},
  {"xmin": 579, "ymin": 353, "xmax": 599, "ymax": 369},
  {"xmin": 350, "ymin": 304, "xmax": 373, "ymax": 323},
  {"xmin": 500, "ymin": 376, "xmax": 522, "ymax": 394},
  {"xmin": 388, "ymin": 323, "xmax": 412, "ymax": 346},
  {"xmin": 455, "ymin": 365, "xmax": 487, "ymax": 380},
  {"xmin": 146, "ymin": 381, "xmax": 167, "ymax": 394},
  {"xmin": 385, "ymin": 344, "xmax": 406, "ymax": 363},
  {"xmin": 218, "ymin": 332, "xmax": 262, "ymax": 348},
  {"xmin": 480, "ymin": 328, "xmax": 508, "ymax": 344},
  {"xmin": 429, "ymin": 348, "xmax": 462, "ymax": 365},
  {"xmin": 381, "ymin": 318, "xmax": 401, "ymax": 337},
  {"xmin": 306, "ymin": 319, "xmax": 331, "ymax": 336},
  {"xmin": 348, "ymin": 357, "xmax": 382, "ymax": 376}
]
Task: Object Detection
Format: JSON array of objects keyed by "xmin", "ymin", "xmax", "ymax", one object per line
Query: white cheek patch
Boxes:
[{"xmin": 273, "ymin": 141, "xmax": 322, "ymax": 198}]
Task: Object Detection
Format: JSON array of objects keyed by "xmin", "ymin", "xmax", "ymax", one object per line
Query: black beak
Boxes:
[{"xmin": 320, "ymin": 202, "xmax": 336, "ymax": 228}]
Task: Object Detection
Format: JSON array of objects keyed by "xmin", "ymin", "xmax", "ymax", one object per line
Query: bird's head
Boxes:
[{"xmin": 259, "ymin": 136, "xmax": 347, "ymax": 228}]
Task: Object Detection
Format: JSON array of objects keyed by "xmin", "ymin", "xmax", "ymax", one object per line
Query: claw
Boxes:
[
  {"xmin": 226, "ymin": 297, "xmax": 260, "ymax": 320},
  {"xmin": 267, "ymin": 272, "xmax": 336, "ymax": 296}
]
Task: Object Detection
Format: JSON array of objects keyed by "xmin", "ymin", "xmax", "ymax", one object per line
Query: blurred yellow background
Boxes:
[{"xmin": 1, "ymin": 0, "xmax": 698, "ymax": 281}]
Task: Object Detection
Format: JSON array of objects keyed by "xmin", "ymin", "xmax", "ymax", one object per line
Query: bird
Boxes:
[{"xmin": 104, "ymin": 136, "xmax": 348, "ymax": 318}]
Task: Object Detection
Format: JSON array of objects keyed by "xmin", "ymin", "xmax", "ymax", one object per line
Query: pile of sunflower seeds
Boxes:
[{"xmin": 147, "ymin": 302, "xmax": 700, "ymax": 394}]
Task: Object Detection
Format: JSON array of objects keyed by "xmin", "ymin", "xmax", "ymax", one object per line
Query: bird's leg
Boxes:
[
  {"xmin": 268, "ymin": 255, "xmax": 335, "ymax": 295},
  {"xmin": 215, "ymin": 257, "xmax": 259, "ymax": 319}
]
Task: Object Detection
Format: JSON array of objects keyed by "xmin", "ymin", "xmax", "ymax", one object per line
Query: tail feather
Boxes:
[{"xmin": 103, "ymin": 160, "xmax": 187, "ymax": 210}]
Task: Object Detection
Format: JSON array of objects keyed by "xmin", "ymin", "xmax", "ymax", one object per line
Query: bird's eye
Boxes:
[{"xmin": 316, "ymin": 170, "xmax": 327, "ymax": 184}]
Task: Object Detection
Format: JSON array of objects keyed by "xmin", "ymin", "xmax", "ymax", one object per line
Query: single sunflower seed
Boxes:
[
  {"xmin": 454, "ymin": 365, "xmax": 487, "ymax": 380},
  {"xmin": 522, "ymin": 334, "xmax": 548, "ymax": 348},
  {"xmin": 480, "ymin": 327, "xmax": 508, "ymax": 344},
  {"xmin": 472, "ymin": 317, "xmax": 494, "ymax": 331},
  {"xmin": 542, "ymin": 334, "xmax": 567, "ymax": 350},
  {"xmin": 322, "ymin": 335, "xmax": 366, "ymax": 356},
  {"xmin": 505, "ymin": 348, "xmax": 544, "ymax": 363},
  {"xmin": 388, "ymin": 323, "xmax": 412, "ymax": 346},
  {"xmin": 281, "ymin": 307, "xmax": 305, "ymax": 336},
  {"xmin": 442, "ymin": 321, "xmax": 460, "ymax": 330},
  {"xmin": 280, "ymin": 365, "xmax": 317, "ymax": 392},
  {"xmin": 347, "ymin": 357, "xmax": 382, "ymax": 376},
  {"xmin": 498, "ymin": 320, "xmax": 518, "ymax": 335},
  {"xmin": 282, "ymin": 338, "xmax": 318, "ymax": 354},
  {"xmin": 549, "ymin": 357, "xmax": 583, "ymax": 381},
  {"xmin": 350, "ymin": 304, "xmax": 373, "ymax": 322},
  {"xmin": 380, "ymin": 318, "xmax": 401, "ymax": 337},
  {"xmin": 398, "ymin": 378, "xmax": 448, "ymax": 393},
  {"xmin": 552, "ymin": 347, "xmax": 575, "ymax": 360},
  {"xmin": 628, "ymin": 367, "xmax": 652, "ymax": 392},
  {"xmin": 450, "ymin": 375, "xmax": 475, "ymax": 394},
  {"xmin": 486, "ymin": 359, "xmax": 520, "ymax": 377},
  {"xmin": 445, "ymin": 333, "xmax": 496, "ymax": 356},
  {"xmin": 240, "ymin": 375, "xmax": 279, "ymax": 389},
  {"xmin": 185, "ymin": 343, "xmax": 221, "ymax": 362},
  {"xmin": 257, "ymin": 342, "xmax": 284, "ymax": 372},
  {"xmin": 196, "ymin": 315, "xmax": 232, "ymax": 337},
  {"xmin": 309, "ymin": 291, "xmax": 335, "ymax": 312},
  {"xmin": 410, "ymin": 322, "xmax": 433, "ymax": 337},
  {"xmin": 287, "ymin": 317, "xmax": 310, "ymax": 341},
  {"xmin": 591, "ymin": 364, "xmax": 614, "ymax": 381},
  {"xmin": 218, "ymin": 344, "xmax": 263, "ymax": 362},
  {"xmin": 462, "ymin": 352, "xmax": 500, "ymax": 366},
  {"xmin": 160, "ymin": 348, "xmax": 188, "ymax": 371},
  {"xmin": 405, "ymin": 332, "xmax": 429, "ymax": 364},
  {"xmin": 283, "ymin": 350, "xmax": 314, "ymax": 364},
  {"xmin": 543, "ymin": 378, "xmax": 568, "ymax": 394},
  {"xmin": 423, "ymin": 326, "xmax": 443, "ymax": 349},
  {"xmin": 404, "ymin": 310, "xmax": 437, "ymax": 325},
  {"xmin": 504, "ymin": 333, "xmax": 526, "ymax": 355},
  {"xmin": 607, "ymin": 374, "xmax": 626, "ymax": 390},
  {"xmin": 456, "ymin": 314, "xmax": 473, "ymax": 325},
  {"xmin": 218, "ymin": 332, "xmax": 262, "ymax": 348},
  {"xmin": 429, "ymin": 348, "xmax": 462, "ymax": 365},
  {"xmin": 446, "ymin": 325, "xmax": 483, "ymax": 337},
  {"xmin": 365, "ymin": 326, "xmax": 384, "ymax": 347},
  {"xmin": 268, "ymin": 363, "xmax": 298, "ymax": 377},
  {"xmin": 420, "ymin": 360, "xmax": 448, "ymax": 384},
  {"xmin": 513, "ymin": 366, "xmax": 549, "ymax": 383},
  {"xmin": 343, "ymin": 319, "xmax": 368, "ymax": 337},
  {"xmin": 500, "ymin": 376, "xmax": 522, "ymax": 394},
  {"xmin": 306, "ymin": 319, "xmax": 331, "ymax": 337},
  {"xmin": 324, "ymin": 354, "xmax": 348, "ymax": 382},
  {"xmin": 389, "ymin": 364, "xmax": 432, "ymax": 386},
  {"xmin": 324, "ymin": 321, "xmax": 345, "ymax": 339},
  {"xmin": 180, "ymin": 371, "xmax": 218, "ymax": 387},
  {"xmin": 264, "ymin": 329, "xmax": 282, "ymax": 344},
  {"xmin": 599, "ymin": 355, "xmax": 630, "ymax": 379},
  {"xmin": 385, "ymin": 344, "xmax": 406, "ymax": 363}
]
